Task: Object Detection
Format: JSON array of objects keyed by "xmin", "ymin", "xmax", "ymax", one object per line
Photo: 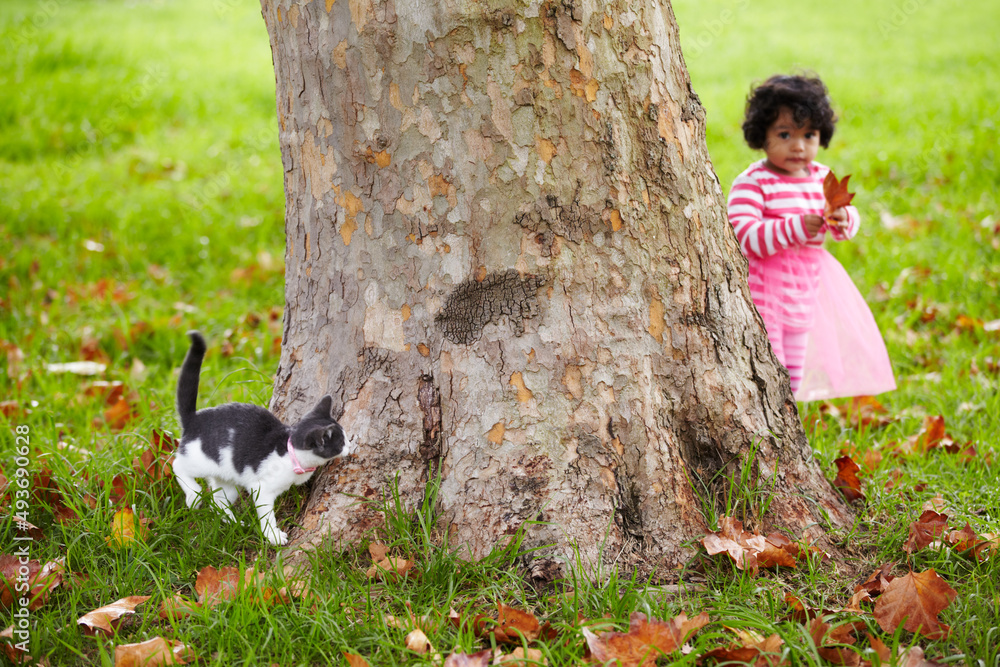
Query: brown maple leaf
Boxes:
[
  {"xmin": 701, "ymin": 516, "xmax": 768, "ymax": 575},
  {"xmin": 77, "ymin": 595, "xmax": 151, "ymax": 636},
  {"xmin": 845, "ymin": 396, "xmax": 895, "ymax": 429},
  {"xmin": 873, "ymin": 569, "xmax": 957, "ymax": 640},
  {"xmin": 195, "ymin": 565, "xmax": 247, "ymax": 608},
  {"xmin": 904, "ymin": 510, "xmax": 949, "ymax": 554},
  {"xmin": 158, "ymin": 593, "xmax": 200, "ymax": 621},
  {"xmin": 442, "ymin": 649, "xmax": 494, "ymax": 667},
  {"xmin": 0, "ymin": 556, "xmax": 65, "ymax": 610},
  {"xmin": 582, "ymin": 611, "xmax": 709, "ymax": 667},
  {"xmin": 832, "ymin": 456, "xmax": 864, "ymax": 503},
  {"xmin": 343, "ymin": 653, "xmax": 372, "ymax": 667},
  {"xmin": 133, "ymin": 430, "xmax": 176, "ymax": 481},
  {"xmin": 700, "ymin": 631, "xmax": 786, "ymax": 666},
  {"xmin": 854, "ymin": 562, "xmax": 895, "ymax": 597},
  {"xmin": 114, "ymin": 636, "xmax": 194, "ymax": 667},
  {"xmin": 823, "ymin": 171, "xmax": 855, "ymax": 225},
  {"xmin": 809, "ymin": 617, "xmax": 861, "ymax": 666}
]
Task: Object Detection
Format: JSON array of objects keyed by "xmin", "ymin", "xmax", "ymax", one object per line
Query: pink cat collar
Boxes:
[{"xmin": 287, "ymin": 437, "xmax": 316, "ymax": 474}]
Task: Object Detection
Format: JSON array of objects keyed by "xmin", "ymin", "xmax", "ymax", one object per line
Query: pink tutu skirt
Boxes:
[{"xmin": 794, "ymin": 250, "xmax": 896, "ymax": 401}]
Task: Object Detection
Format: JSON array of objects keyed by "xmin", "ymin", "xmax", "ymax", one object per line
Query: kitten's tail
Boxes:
[{"xmin": 177, "ymin": 331, "xmax": 207, "ymax": 431}]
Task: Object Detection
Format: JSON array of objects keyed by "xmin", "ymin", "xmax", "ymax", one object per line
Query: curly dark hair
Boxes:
[{"xmin": 742, "ymin": 75, "xmax": 837, "ymax": 150}]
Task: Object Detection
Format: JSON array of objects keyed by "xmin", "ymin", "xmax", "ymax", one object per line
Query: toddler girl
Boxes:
[{"xmin": 727, "ymin": 74, "xmax": 895, "ymax": 400}]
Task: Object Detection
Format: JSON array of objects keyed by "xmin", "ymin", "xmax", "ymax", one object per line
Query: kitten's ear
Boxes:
[{"xmin": 310, "ymin": 395, "xmax": 334, "ymax": 418}]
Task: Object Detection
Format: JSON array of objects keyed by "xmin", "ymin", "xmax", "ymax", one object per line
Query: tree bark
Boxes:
[{"xmin": 260, "ymin": 0, "xmax": 851, "ymax": 577}]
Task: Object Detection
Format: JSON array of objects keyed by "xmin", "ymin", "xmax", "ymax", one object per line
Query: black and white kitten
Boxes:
[{"xmin": 173, "ymin": 331, "xmax": 354, "ymax": 545}]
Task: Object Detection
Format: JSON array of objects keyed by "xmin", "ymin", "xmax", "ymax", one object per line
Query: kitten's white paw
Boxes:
[{"xmin": 267, "ymin": 529, "xmax": 288, "ymax": 546}]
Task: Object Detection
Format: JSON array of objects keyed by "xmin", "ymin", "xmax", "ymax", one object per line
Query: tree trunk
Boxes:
[{"xmin": 260, "ymin": 0, "xmax": 850, "ymax": 577}]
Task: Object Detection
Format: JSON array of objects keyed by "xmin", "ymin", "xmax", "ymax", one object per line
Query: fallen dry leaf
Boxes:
[
  {"xmin": 443, "ymin": 649, "xmax": 494, "ymax": 667},
  {"xmin": 132, "ymin": 431, "xmax": 176, "ymax": 481},
  {"xmin": 78, "ymin": 596, "xmax": 151, "ymax": 636},
  {"xmin": 808, "ymin": 617, "xmax": 859, "ymax": 666},
  {"xmin": 496, "ymin": 647, "xmax": 547, "ymax": 666},
  {"xmin": 0, "ymin": 556, "xmax": 65, "ymax": 610},
  {"xmin": 158, "ymin": 594, "xmax": 200, "ymax": 621},
  {"xmin": 343, "ymin": 652, "xmax": 371, "ymax": 667},
  {"xmin": 404, "ymin": 628, "xmax": 432, "ymax": 654},
  {"xmin": 916, "ymin": 415, "xmax": 947, "ymax": 452},
  {"xmin": 366, "ymin": 554, "xmax": 416, "ymax": 581},
  {"xmin": 873, "ymin": 569, "xmax": 956, "ymax": 640},
  {"xmin": 832, "ymin": 456, "xmax": 864, "ymax": 503},
  {"xmin": 845, "ymin": 396, "xmax": 894, "ymax": 429},
  {"xmin": 701, "ymin": 517, "xmax": 815, "ymax": 575},
  {"xmin": 700, "ymin": 631, "xmax": 785, "ymax": 666},
  {"xmin": 854, "ymin": 562, "xmax": 895, "ymax": 597},
  {"xmin": 904, "ymin": 510, "xmax": 948, "ymax": 554},
  {"xmin": 896, "ymin": 645, "xmax": 946, "ymax": 667},
  {"xmin": 1, "ymin": 624, "xmax": 26, "ymax": 663},
  {"xmin": 0, "ymin": 401, "xmax": 23, "ymax": 419},
  {"xmin": 114, "ymin": 636, "xmax": 193, "ymax": 667},
  {"xmin": 920, "ymin": 493, "xmax": 947, "ymax": 514},
  {"xmin": 495, "ymin": 603, "xmax": 541, "ymax": 644},
  {"xmin": 106, "ymin": 508, "xmax": 150, "ymax": 549},
  {"xmin": 195, "ymin": 565, "xmax": 246, "ymax": 607},
  {"xmin": 104, "ymin": 395, "xmax": 138, "ymax": 431},
  {"xmin": 582, "ymin": 611, "xmax": 709, "ymax": 667},
  {"xmin": 701, "ymin": 516, "xmax": 768, "ymax": 575}
]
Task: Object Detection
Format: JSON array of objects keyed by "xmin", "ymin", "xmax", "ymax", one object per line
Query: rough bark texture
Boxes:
[{"xmin": 260, "ymin": 0, "xmax": 851, "ymax": 577}]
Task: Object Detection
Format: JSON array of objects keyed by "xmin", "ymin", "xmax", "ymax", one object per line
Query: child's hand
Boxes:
[
  {"xmin": 803, "ymin": 214, "xmax": 826, "ymax": 237},
  {"xmin": 825, "ymin": 207, "xmax": 848, "ymax": 230}
]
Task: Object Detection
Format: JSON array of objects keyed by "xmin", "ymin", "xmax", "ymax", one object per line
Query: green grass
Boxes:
[{"xmin": 1, "ymin": 0, "xmax": 998, "ymax": 664}]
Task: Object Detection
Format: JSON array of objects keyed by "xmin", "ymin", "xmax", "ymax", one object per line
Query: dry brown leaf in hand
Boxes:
[
  {"xmin": 823, "ymin": 171, "xmax": 855, "ymax": 224},
  {"xmin": 873, "ymin": 569, "xmax": 957, "ymax": 640},
  {"xmin": 582, "ymin": 611, "xmax": 709, "ymax": 667},
  {"xmin": 78, "ymin": 596, "xmax": 151, "ymax": 636},
  {"xmin": 904, "ymin": 510, "xmax": 949, "ymax": 554},
  {"xmin": 832, "ymin": 456, "xmax": 864, "ymax": 503},
  {"xmin": 114, "ymin": 637, "xmax": 193, "ymax": 667}
]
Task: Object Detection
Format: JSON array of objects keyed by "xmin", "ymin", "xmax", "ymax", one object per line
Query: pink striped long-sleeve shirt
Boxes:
[
  {"xmin": 727, "ymin": 160, "xmax": 859, "ymax": 259},
  {"xmin": 728, "ymin": 160, "xmax": 860, "ymax": 330}
]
